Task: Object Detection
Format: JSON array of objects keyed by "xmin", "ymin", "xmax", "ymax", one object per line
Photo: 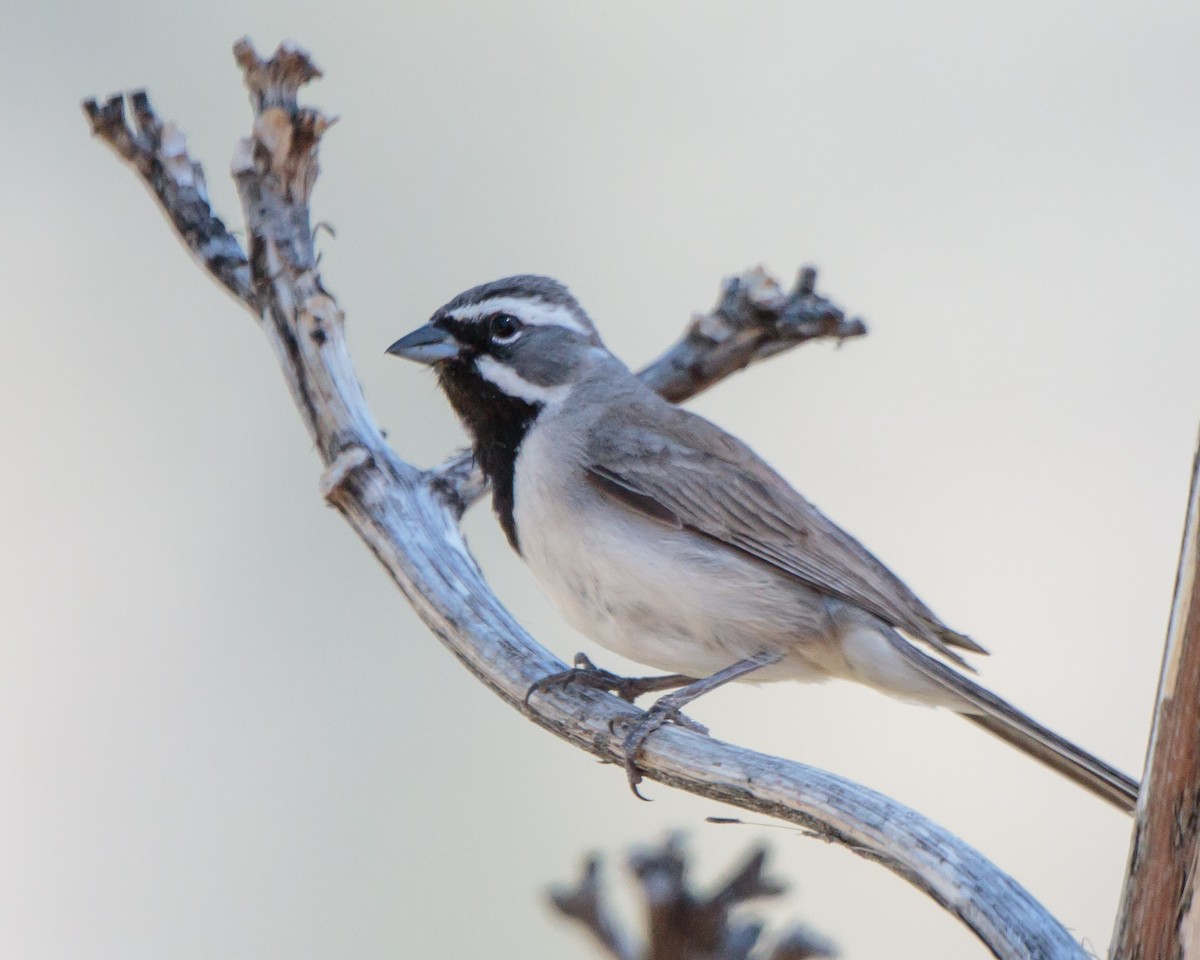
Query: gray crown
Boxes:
[{"xmin": 435, "ymin": 274, "xmax": 597, "ymax": 334}]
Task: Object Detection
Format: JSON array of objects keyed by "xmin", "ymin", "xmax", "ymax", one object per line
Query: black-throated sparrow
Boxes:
[{"xmin": 388, "ymin": 275, "xmax": 1138, "ymax": 812}]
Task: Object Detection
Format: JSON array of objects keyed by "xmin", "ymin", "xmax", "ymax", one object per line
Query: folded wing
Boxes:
[{"xmin": 584, "ymin": 402, "xmax": 985, "ymax": 667}]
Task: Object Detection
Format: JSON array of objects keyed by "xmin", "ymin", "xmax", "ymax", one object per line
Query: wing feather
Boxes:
[{"xmin": 584, "ymin": 403, "xmax": 985, "ymax": 665}]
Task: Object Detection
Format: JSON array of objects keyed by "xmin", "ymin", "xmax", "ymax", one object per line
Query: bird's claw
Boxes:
[
  {"xmin": 612, "ymin": 702, "xmax": 710, "ymax": 799},
  {"xmin": 524, "ymin": 653, "xmax": 625, "ymax": 705},
  {"xmin": 527, "ymin": 657, "xmax": 711, "ymax": 799},
  {"xmin": 525, "ymin": 654, "xmax": 691, "ymax": 705}
]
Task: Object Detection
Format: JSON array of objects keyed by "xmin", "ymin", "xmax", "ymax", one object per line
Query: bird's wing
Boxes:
[{"xmin": 583, "ymin": 403, "xmax": 985, "ymax": 665}]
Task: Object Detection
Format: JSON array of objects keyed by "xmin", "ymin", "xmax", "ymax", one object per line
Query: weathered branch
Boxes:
[
  {"xmin": 1111, "ymin": 433, "xmax": 1200, "ymax": 959},
  {"xmin": 637, "ymin": 265, "xmax": 866, "ymax": 405},
  {"xmin": 84, "ymin": 40, "xmax": 1093, "ymax": 960},
  {"xmin": 551, "ymin": 855, "xmax": 638, "ymax": 960},
  {"xmin": 551, "ymin": 836, "xmax": 837, "ymax": 960},
  {"xmin": 632, "ymin": 837, "xmax": 780, "ymax": 960},
  {"xmin": 82, "ymin": 92, "xmax": 252, "ymax": 302}
]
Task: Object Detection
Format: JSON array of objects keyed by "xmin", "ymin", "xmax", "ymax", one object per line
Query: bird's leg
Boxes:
[
  {"xmin": 525, "ymin": 652, "xmax": 695, "ymax": 705},
  {"xmin": 619, "ymin": 651, "xmax": 784, "ymax": 799}
]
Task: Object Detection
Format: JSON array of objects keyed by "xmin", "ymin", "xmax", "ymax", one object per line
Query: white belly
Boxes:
[
  {"xmin": 511, "ymin": 425, "xmax": 841, "ymax": 681},
  {"xmin": 507, "ymin": 413, "xmax": 969, "ymax": 709}
]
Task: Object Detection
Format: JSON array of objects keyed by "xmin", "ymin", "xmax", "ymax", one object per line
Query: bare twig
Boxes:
[
  {"xmin": 637, "ymin": 265, "xmax": 866, "ymax": 405},
  {"xmin": 633, "ymin": 836, "xmax": 781, "ymax": 960},
  {"xmin": 551, "ymin": 837, "xmax": 837, "ymax": 960},
  {"xmin": 82, "ymin": 92, "xmax": 252, "ymax": 302},
  {"xmin": 83, "ymin": 40, "xmax": 1092, "ymax": 960},
  {"xmin": 1110, "ymin": 433, "xmax": 1200, "ymax": 960},
  {"xmin": 550, "ymin": 856, "xmax": 638, "ymax": 960}
]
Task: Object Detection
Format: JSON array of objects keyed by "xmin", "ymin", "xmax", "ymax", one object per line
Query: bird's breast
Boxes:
[{"xmin": 510, "ymin": 423, "xmax": 840, "ymax": 679}]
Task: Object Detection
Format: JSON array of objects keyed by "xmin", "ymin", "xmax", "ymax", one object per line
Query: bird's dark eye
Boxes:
[{"xmin": 488, "ymin": 313, "xmax": 523, "ymax": 343}]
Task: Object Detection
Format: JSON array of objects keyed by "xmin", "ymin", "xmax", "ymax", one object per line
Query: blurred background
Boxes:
[{"xmin": 2, "ymin": 1, "xmax": 1197, "ymax": 957}]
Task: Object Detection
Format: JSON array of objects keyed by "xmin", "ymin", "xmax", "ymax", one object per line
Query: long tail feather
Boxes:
[{"xmin": 885, "ymin": 633, "xmax": 1139, "ymax": 813}]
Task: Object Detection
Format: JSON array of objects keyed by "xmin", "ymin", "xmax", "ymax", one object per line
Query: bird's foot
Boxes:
[
  {"xmin": 613, "ymin": 696, "xmax": 710, "ymax": 800},
  {"xmin": 608, "ymin": 653, "xmax": 781, "ymax": 799},
  {"xmin": 524, "ymin": 653, "xmax": 692, "ymax": 705}
]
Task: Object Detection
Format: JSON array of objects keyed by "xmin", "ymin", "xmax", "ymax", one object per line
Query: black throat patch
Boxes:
[{"xmin": 437, "ymin": 359, "xmax": 540, "ymax": 553}]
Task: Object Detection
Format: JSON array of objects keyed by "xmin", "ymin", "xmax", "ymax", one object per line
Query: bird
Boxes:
[{"xmin": 387, "ymin": 274, "xmax": 1139, "ymax": 812}]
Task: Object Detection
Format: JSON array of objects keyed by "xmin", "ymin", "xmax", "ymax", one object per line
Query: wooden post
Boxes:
[{"xmin": 1112, "ymin": 434, "xmax": 1200, "ymax": 959}]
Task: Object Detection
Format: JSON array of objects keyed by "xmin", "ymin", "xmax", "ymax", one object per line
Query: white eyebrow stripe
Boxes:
[
  {"xmin": 446, "ymin": 297, "xmax": 591, "ymax": 336},
  {"xmin": 474, "ymin": 355, "xmax": 572, "ymax": 406}
]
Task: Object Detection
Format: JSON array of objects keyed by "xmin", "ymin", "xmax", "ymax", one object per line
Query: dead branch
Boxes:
[
  {"xmin": 551, "ymin": 835, "xmax": 837, "ymax": 960},
  {"xmin": 551, "ymin": 855, "xmax": 638, "ymax": 960},
  {"xmin": 637, "ymin": 265, "xmax": 866, "ymax": 405},
  {"xmin": 83, "ymin": 39, "xmax": 1094, "ymax": 960},
  {"xmin": 82, "ymin": 92, "xmax": 252, "ymax": 301}
]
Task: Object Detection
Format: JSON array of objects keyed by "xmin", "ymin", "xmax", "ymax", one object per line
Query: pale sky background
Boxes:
[{"xmin": 1, "ymin": 2, "xmax": 1197, "ymax": 958}]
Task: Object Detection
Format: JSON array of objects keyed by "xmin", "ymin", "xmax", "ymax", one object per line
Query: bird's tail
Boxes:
[{"xmin": 884, "ymin": 632, "xmax": 1140, "ymax": 814}]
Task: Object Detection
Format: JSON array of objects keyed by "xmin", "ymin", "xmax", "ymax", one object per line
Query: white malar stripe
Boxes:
[
  {"xmin": 447, "ymin": 296, "xmax": 591, "ymax": 336},
  {"xmin": 474, "ymin": 355, "xmax": 573, "ymax": 406}
]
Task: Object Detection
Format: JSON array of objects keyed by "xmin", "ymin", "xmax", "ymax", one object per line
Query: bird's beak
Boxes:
[{"xmin": 385, "ymin": 323, "xmax": 461, "ymax": 365}]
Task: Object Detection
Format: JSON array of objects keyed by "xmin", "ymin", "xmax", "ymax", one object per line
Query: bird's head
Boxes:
[{"xmin": 387, "ymin": 275, "xmax": 608, "ymax": 434}]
